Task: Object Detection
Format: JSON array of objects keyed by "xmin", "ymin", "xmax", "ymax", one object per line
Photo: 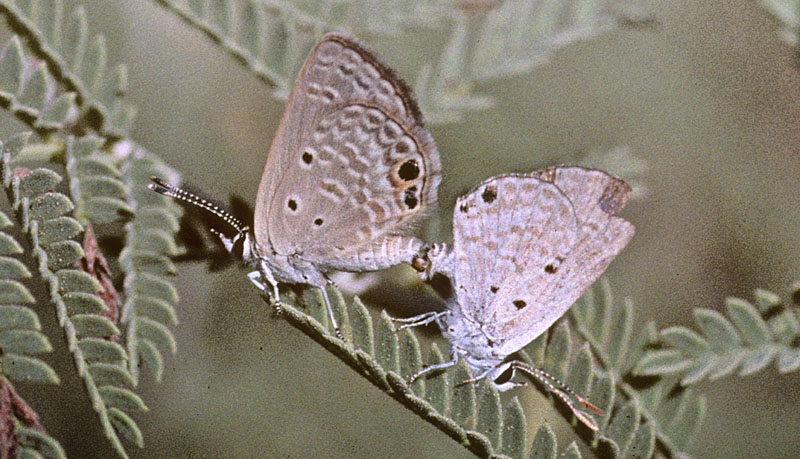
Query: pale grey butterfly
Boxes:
[
  {"xmin": 149, "ymin": 32, "xmax": 441, "ymax": 339},
  {"xmin": 401, "ymin": 166, "xmax": 634, "ymax": 430}
]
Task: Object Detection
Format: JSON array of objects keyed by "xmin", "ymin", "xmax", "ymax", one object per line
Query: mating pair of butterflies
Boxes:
[{"xmin": 150, "ymin": 32, "xmax": 634, "ymax": 430}]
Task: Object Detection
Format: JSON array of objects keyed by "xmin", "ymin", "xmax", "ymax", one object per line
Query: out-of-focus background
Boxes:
[{"xmin": 4, "ymin": 0, "xmax": 800, "ymax": 457}]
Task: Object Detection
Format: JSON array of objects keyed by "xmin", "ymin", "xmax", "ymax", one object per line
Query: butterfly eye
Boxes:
[
  {"xmin": 459, "ymin": 203, "xmax": 470, "ymax": 213},
  {"xmin": 481, "ymin": 187, "xmax": 497, "ymax": 203},
  {"xmin": 411, "ymin": 254, "xmax": 430, "ymax": 272}
]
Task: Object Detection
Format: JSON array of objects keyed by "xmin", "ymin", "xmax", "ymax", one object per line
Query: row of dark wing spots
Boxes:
[
  {"xmin": 302, "ymin": 151, "xmax": 313, "ymax": 164},
  {"xmin": 453, "ymin": 184, "xmax": 494, "ymax": 215},
  {"xmin": 286, "ymin": 193, "xmax": 323, "ymax": 226},
  {"xmin": 485, "ymin": 288, "xmax": 527, "ymax": 311}
]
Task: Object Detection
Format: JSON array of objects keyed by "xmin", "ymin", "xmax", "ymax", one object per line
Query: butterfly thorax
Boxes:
[
  {"xmin": 441, "ymin": 307, "xmax": 506, "ymax": 374},
  {"xmin": 248, "ymin": 233, "xmax": 328, "ymax": 288}
]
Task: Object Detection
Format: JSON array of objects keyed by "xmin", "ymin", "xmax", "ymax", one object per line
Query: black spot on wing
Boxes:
[
  {"xmin": 404, "ymin": 186, "xmax": 419, "ymax": 209},
  {"xmin": 481, "ymin": 187, "xmax": 497, "ymax": 203},
  {"xmin": 398, "ymin": 159, "xmax": 420, "ymax": 181}
]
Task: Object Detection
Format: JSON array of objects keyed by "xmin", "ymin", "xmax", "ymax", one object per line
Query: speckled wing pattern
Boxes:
[
  {"xmin": 450, "ymin": 167, "xmax": 634, "ymax": 356},
  {"xmin": 253, "ymin": 32, "xmax": 440, "ymax": 271}
]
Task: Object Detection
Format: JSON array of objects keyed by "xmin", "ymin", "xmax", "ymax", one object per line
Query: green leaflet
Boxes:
[
  {"xmin": 0, "ymin": 132, "xmax": 153, "ymax": 458},
  {"xmin": 0, "ymin": 2, "xmax": 134, "ymax": 136},
  {"xmin": 635, "ymin": 289, "xmax": 800, "ymax": 388},
  {"xmin": 0, "ymin": 35, "xmax": 76, "ymax": 132}
]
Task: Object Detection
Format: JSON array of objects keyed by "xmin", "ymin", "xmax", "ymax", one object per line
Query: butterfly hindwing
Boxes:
[{"xmin": 253, "ymin": 32, "xmax": 440, "ymax": 270}]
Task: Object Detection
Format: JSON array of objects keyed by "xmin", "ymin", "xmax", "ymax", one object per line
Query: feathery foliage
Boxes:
[
  {"xmin": 0, "ymin": 35, "xmax": 77, "ymax": 133},
  {"xmin": 0, "ymin": 0, "xmax": 136, "ymax": 136},
  {"xmin": 0, "ymin": 135, "xmax": 177, "ymax": 457},
  {"xmin": 570, "ymin": 279, "xmax": 706, "ymax": 457},
  {"xmin": 0, "ymin": 1, "xmax": 181, "ymax": 455},
  {"xmin": 149, "ymin": 0, "xmax": 652, "ymax": 123},
  {"xmin": 119, "ymin": 144, "xmax": 182, "ymax": 384},
  {"xmin": 0, "ymin": 132, "xmax": 65, "ymax": 459},
  {"xmin": 0, "ymin": 133, "xmax": 149, "ymax": 458},
  {"xmin": 633, "ymin": 287, "xmax": 800, "ymax": 385},
  {"xmin": 0, "ymin": 134, "xmax": 56, "ymax": 386},
  {"xmin": 233, "ymin": 276, "xmax": 702, "ymax": 458}
]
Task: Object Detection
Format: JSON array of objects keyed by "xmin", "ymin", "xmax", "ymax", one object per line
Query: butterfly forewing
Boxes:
[
  {"xmin": 253, "ymin": 32, "xmax": 440, "ymax": 269},
  {"xmin": 491, "ymin": 167, "xmax": 635, "ymax": 356},
  {"xmin": 451, "ymin": 175, "xmax": 580, "ymax": 331}
]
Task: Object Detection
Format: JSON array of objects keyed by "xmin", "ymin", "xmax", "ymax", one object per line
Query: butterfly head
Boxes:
[
  {"xmin": 148, "ymin": 176, "xmax": 255, "ymax": 262},
  {"xmin": 209, "ymin": 226, "xmax": 255, "ymax": 263}
]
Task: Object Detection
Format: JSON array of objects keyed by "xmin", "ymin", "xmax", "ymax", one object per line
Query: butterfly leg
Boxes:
[
  {"xmin": 247, "ymin": 270, "xmax": 266, "ymax": 290},
  {"xmin": 407, "ymin": 352, "xmax": 458, "ymax": 386},
  {"xmin": 248, "ymin": 260, "xmax": 283, "ymax": 314},
  {"xmin": 320, "ymin": 282, "xmax": 345, "ymax": 341},
  {"xmin": 391, "ymin": 311, "xmax": 446, "ymax": 330}
]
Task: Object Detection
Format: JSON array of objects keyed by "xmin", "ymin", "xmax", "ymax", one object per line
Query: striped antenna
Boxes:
[{"xmin": 148, "ymin": 176, "xmax": 249, "ymax": 235}]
